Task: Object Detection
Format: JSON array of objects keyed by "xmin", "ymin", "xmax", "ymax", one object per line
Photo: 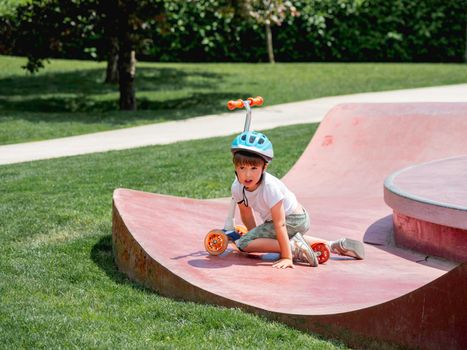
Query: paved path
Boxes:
[{"xmin": 1, "ymin": 84, "xmax": 467, "ymax": 165}]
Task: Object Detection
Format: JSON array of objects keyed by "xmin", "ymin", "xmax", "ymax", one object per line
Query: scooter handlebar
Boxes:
[
  {"xmin": 247, "ymin": 96, "xmax": 264, "ymax": 107},
  {"xmin": 227, "ymin": 96, "xmax": 263, "ymax": 110},
  {"xmin": 227, "ymin": 99, "xmax": 244, "ymax": 110}
]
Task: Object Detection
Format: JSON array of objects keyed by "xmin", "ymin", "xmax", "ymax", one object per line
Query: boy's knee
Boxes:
[
  {"xmin": 235, "ymin": 236, "xmax": 250, "ymax": 251},
  {"xmin": 236, "ymin": 245, "xmax": 246, "ymax": 252}
]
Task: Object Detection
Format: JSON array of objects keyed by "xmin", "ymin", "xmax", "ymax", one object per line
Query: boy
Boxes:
[{"xmin": 230, "ymin": 131, "xmax": 365, "ymax": 269}]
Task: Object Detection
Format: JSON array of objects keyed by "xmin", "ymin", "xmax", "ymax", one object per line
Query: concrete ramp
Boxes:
[{"xmin": 112, "ymin": 103, "xmax": 467, "ymax": 349}]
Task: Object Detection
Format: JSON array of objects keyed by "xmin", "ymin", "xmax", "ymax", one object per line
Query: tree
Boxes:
[
  {"xmin": 115, "ymin": 0, "xmax": 137, "ymax": 110},
  {"xmin": 9, "ymin": 0, "xmax": 164, "ymax": 111},
  {"xmin": 112, "ymin": 0, "xmax": 164, "ymax": 110},
  {"xmin": 240, "ymin": 0, "xmax": 299, "ymax": 63},
  {"xmin": 97, "ymin": 0, "xmax": 119, "ymax": 84},
  {"xmin": 11, "ymin": 0, "xmax": 100, "ymax": 73},
  {"xmin": 465, "ymin": 11, "xmax": 467, "ymax": 63}
]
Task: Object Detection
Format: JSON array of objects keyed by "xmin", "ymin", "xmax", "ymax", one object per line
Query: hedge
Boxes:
[{"xmin": 1, "ymin": 0, "xmax": 466, "ymax": 63}]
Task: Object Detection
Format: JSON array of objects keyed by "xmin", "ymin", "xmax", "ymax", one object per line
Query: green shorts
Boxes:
[{"xmin": 235, "ymin": 209, "xmax": 310, "ymax": 251}]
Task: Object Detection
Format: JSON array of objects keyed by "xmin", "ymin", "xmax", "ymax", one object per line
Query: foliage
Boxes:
[
  {"xmin": 238, "ymin": 0, "xmax": 301, "ymax": 63},
  {"xmin": 1, "ymin": 0, "xmax": 100, "ymax": 72},
  {"xmin": 283, "ymin": 0, "xmax": 467, "ymax": 62},
  {"xmin": 1, "ymin": 0, "xmax": 465, "ymax": 64},
  {"xmin": 0, "ymin": 0, "xmax": 164, "ymax": 73},
  {"xmin": 148, "ymin": 0, "xmax": 467, "ymax": 62},
  {"xmin": 146, "ymin": 0, "xmax": 257, "ymax": 62},
  {"xmin": 241, "ymin": 0, "xmax": 300, "ymax": 26},
  {"xmin": 146, "ymin": 0, "xmax": 467, "ymax": 62},
  {"xmin": 0, "ymin": 0, "xmax": 30, "ymax": 16}
]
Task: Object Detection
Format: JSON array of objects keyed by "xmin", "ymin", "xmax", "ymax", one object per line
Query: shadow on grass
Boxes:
[
  {"xmin": 90, "ymin": 234, "xmax": 133, "ymax": 286},
  {"xmin": 0, "ymin": 67, "xmax": 224, "ymax": 96},
  {"xmin": 0, "ymin": 91, "xmax": 241, "ymax": 124},
  {"xmin": 0, "ymin": 66, "xmax": 249, "ymax": 125},
  {"xmin": 91, "ymin": 234, "xmax": 177, "ymax": 299}
]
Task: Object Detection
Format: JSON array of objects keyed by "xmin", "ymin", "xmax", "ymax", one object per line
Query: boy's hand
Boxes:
[{"xmin": 272, "ymin": 258, "xmax": 294, "ymax": 269}]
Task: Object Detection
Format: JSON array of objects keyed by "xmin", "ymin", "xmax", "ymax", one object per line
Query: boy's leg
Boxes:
[
  {"xmin": 239, "ymin": 237, "xmax": 280, "ymax": 253},
  {"xmin": 235, "ymin": 222, "xmax": 318, "ymax": 267},
  {"xmin": 235, "ymin": 221, "xmax": 277, "ymax": 252},
  {"xmin": 290, "ymin": 233, "xmax": 318, "ymax": 267},
  {"xmin": 286, "ymin": 208, "xmax": 364, "ymax": 260},
  {"xmin": 284, "ymin": 210, "xmax": 318, "ymax": 266},
  {"xmin": 329, "ymin": 238, "xmax": 365, "ymax": 260},
  {"xmin": 241, "ymin": 234, "xmax": 318, "ymax": 267},
  {"xmin": 302, "ymin": 235, "xmax": 365, "ymax": 260}
]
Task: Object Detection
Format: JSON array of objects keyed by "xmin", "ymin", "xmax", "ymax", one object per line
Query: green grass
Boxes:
[
  {"xmin": 0, "ymin": 123, "xmax": 358, "ymax": 349},
  {"xmin": 1, "ymin": 54, "xmax": 467, "ymax": 145}
]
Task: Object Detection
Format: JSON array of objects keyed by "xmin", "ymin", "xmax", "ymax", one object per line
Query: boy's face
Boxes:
[{"xmin": 235, "ymin": 162, "xmax": 267, "ymax": 191}]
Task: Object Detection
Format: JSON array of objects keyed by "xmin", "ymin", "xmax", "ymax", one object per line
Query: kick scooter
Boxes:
[{"xmin": 203, "ymin": 97, "xmax": 330, "ymax": 264}]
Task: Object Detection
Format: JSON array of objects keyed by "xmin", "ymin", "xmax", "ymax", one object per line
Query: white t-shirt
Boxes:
[{"xmin": 231, "ymin": 172, "xmax": 298, "ymax": 222}]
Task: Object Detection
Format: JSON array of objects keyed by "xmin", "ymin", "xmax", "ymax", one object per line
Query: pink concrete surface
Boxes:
[
  {"xmin": 112, "ymin": 103, "xmax": 467, "ymax": 349},
  {"xmin": 384, "ymin": 156, "xmax": 467, "ymax": 262}
]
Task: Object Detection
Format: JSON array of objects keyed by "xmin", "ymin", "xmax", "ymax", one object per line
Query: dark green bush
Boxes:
[
  {"xmin": 1, "ymin": 0, "xmax": 466, "ymax": 63},
  {"xmin": 146, "ymin": 0, "xmax": 467, "ymax": 62}
]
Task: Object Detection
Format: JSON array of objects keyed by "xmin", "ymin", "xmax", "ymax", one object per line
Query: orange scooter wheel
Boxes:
[
  {"xmin": 235, "ymin": 225, "xmax": 248, "ymax": 236},
  {"xmin": 311, "ymin": 243, "xmax": 330, "ymax": 264},
  {"xmin": 204, "ymin": 229, "xmax": 229, "ymax": 256}
]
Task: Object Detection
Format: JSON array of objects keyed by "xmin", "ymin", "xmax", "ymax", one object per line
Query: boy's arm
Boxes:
[
  {"xmin": 238, "ymin": 203, "xmax": 256, "ymax": 231},
  {"xmin": 270, "ymin": 200, "xmax": 294, "ymax": 269}
]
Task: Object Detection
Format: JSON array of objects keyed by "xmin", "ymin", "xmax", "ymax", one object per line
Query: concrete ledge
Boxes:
[{"xmin": 384, "ymin": 156, "xmax": 467, "ymax": 262}]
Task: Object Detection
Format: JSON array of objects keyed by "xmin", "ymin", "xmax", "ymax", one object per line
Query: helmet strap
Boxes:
[
  {"xmin": 242, "ymin": 186, "xmax": 249, "ymax": 207},
  {"xmin": 234, "ymin": 164, "xmax": 268, "ymax": 207}
]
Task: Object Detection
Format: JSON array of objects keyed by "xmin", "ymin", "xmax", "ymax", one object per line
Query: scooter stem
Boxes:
[
  {"xmin": 223, "ymin": 198, "xmax": 236, "ymax": 232},
  {"xmin": 225, "ymin": 100, "xmax": 251, "ymax": 231},
  {"xmin": 223, "ymin": 97, "xmax": 259, "ymax": 232},
  {"xmin": 243, "ymin": 101, "xmax": 251, "ymax": 132}
]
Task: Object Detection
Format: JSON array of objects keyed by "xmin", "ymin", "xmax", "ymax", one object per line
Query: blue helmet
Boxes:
[{"xmin": 231, "ymin": 131, "xmax": 274, "ymax": 162}]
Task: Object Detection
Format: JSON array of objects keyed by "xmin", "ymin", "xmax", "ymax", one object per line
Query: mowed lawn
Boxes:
[
  {"xmin": 2, "ymin": 55, "xmax": 464, "ymax": 348},
  {"xmin": 0, "ymin": 123, "xmax": 366, "ymax": 349},
  {"xmin": 1, "ymin": 55, "xmax": 467, "ymax": 144}
]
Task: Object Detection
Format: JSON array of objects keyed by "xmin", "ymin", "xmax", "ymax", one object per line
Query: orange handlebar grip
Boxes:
[
  {"xmin": 247, "ymin": 96, "xmax": 264, "ymax": 107},
  {"xmin": 227, "ymin": 99, "xmax": 244, "ymax": 110}
]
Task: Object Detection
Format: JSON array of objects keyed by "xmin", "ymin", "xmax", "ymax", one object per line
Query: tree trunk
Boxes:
[
  {"xmin": 116, "ymin": 0, "xmax": 137, "ymax": 111},
  {"xmin": 465, "ymin": 19, "xmax": 467, "ymax": 63},
  {"xmin": 118, "ymin": 48, "xmax": 136, "ymax": 111},
  {"xmin": 265, "ymin": 21, "xmax": 275, "ymax": 64},
  {"xmin": 105, "ymin": 36, "xmax": 119, "ymax": 84}
]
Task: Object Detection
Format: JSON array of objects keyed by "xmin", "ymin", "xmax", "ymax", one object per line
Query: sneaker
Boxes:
[
  {"xmin": 290, "ymin": 233, "xmax": 319, "ymax": 267},
  {"xmin": 330, "ymin": 238, "xmax": 365, "ymax": 260}
]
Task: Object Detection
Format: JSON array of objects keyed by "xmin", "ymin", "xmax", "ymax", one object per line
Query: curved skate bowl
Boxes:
[{"xmin": 112, "ymin": 103, "xmax": 467, "ymax": 349}]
